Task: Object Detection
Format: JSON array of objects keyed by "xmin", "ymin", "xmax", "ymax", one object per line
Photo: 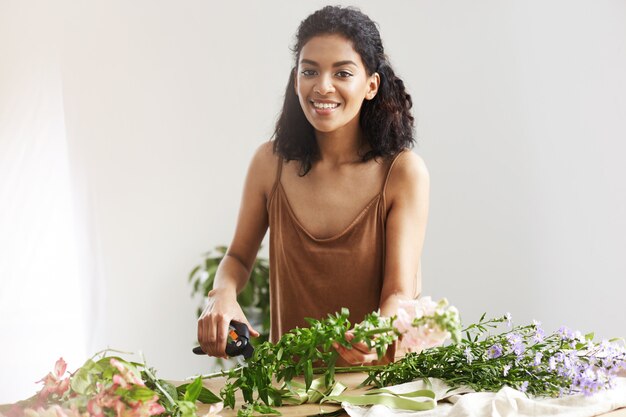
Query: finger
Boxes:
[
  {"xmin": 337, "ymin": 341, "xmax": 379, "ymax": 365},
  {"xmin": 337, "ymin": 346, "xmax": 370, "ymax": 365},
  {"xmin": 201, "ymin": 318, "xmax": 213, "ymax": 355},
  {"xmin": 351, "ymin": 341, "xmax": 373, "ymax": 353},
  {"xmin": 343, "ymin": 332, "xmax": 371, "ymax": 352},
  {"xmin": 207, "ymin": 316, "xmax": 219, "ymax": 356},
  {"xmin": 358, "ymin": 350, "xmax": 379, "ymax": 363},
  {"xmin": 343, "ymin": 346, "xmax": 378, "ymax": 365},
  {"xmin": 248, "ymin": 325, "xmax": 260, "ymax": 337},
  {"xmin": 197, "ymin": 319, "xmax": 206, "ymax": 354},
  {"xmin": 239, "ymin": 318, "xmax": 260, "ymax": 338},
  {"xmin": 216, "ymin": 318, "xmax": 230, "ymax": 359}
]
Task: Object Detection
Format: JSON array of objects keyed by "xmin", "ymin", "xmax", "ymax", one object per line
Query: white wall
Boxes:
[{"xmin": 1, "ymin": 0, "xmax": 625, "ymax": 403}]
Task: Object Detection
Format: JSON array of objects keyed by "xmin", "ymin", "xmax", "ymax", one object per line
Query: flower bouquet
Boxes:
[
  {"xmin": 3, "ymin": 297, "xmax": 625, "ymax": 417},
  {"xmin": 0, "ymin": 352, "xmax": 222, "ymax": 417}
]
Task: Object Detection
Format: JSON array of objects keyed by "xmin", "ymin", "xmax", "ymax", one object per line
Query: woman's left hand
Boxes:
[{"xmin": 332, "ymin": 330, "xmax": 379, "ymax": 365}]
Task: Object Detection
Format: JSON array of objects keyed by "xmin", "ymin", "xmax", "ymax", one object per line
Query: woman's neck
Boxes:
[{"xmin": 314, "ymin": 118, "xmax": 368, "ymax": 166}]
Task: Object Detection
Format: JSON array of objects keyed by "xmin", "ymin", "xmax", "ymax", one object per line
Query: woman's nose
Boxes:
[{"xmin": 314, "ymin": 74, "xmax": 335, "ymax": 95}]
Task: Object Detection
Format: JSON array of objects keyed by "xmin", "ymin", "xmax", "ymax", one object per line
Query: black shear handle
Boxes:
[{"xmin": 193, "ymin": 320, "xmax": 253, "ymax": 358}]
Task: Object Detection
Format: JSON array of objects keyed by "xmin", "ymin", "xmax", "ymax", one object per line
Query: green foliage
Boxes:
[
  {"xmin": 141, "ymin": 363, "xmax": 221, "ymax": 417},
  {"xmin": 236, "ymin": 402, "xmax": 282, "ymax": 416},
  {"xmin": 70, "ymin": 355, "xmax": 143, "ymax": 397},
  {"xmin": 218, "ymin": 308, "xmax": 398, "ymax": 414},
  {"xmin": 188, "ymin": 245, "xmax": 270, "ymax": 341},
  {"xmin": 177, "ymin": 379, "xmax": 222, "ymax": 404},
  {"xmin": 361, "ymin": 314, "xmax": 623, "ymax": 398}
]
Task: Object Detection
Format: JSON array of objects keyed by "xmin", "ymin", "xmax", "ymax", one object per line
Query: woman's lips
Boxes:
[{"xmin": 310, "ymin": 101, "xmax": 341, "ymax": 115}]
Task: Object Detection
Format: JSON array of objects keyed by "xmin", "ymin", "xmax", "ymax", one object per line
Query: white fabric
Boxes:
[
  {"xmin": 343, "ymin": 377, "xmax": 626, "ymax": 417},
  {"xmin": 0, "ymin": 1, "xmax": 94, "ymax": 403}
]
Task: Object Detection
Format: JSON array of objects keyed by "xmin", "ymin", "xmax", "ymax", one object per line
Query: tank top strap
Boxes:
[
  {"xmin": 268, "ymin": 155, "xmax": 284, "ymax": 203},
  {"xmin": 381, "ymin": 149, "xmax": 407, "ymax": 220},
  {"xmin": 382, "ymin": 149, "xmax": 406, "ymax": 194}
]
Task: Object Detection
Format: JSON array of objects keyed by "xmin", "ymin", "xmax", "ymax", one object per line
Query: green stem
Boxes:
[
  {"xmin": 139, "ymin": 353, "xmax": 177, "ymax": 408},
  {"xmin": 197, "ymin": 367, "xmax": 243, "ymax": 380},
  {"xmin": 359, "ymin": 327, "xmax": 395, "ymax": 338},
  {"xmin": 198, "ymin": 364, "xmax": 385, "ymax": 380},
  {"xmin": 313, "ymin": 365, "xmax": 386, "ymax": 374}
]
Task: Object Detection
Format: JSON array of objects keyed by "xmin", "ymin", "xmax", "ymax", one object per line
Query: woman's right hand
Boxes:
[{"xmin": 197, "ymin": 287, "xmax": 260, "ymax": 359}]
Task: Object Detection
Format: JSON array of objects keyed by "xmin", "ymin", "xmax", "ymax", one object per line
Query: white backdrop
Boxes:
[{"xmin": 1, "ymin": 0, "xmax": 625, "ymax": 403}]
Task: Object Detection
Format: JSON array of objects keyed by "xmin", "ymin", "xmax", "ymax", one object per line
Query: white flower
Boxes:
[{"xmin": 201, "ymin": 402, "xmax": 224, "ymax": 417}]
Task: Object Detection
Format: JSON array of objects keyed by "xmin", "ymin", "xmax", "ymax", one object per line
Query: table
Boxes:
[{"xmin": 195, "ymin": 372, "xmax": 626, "ymax": 417}]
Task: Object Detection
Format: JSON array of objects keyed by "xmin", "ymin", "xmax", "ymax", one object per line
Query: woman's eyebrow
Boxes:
[{"xmin": 299, "ymin": 59, "xmax": 358, "ymax": 68}]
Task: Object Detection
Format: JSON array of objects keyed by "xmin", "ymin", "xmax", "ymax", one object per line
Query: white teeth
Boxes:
[{"xmin": 312, "ymin": 101, "xmax": 339, "ymax": 109}]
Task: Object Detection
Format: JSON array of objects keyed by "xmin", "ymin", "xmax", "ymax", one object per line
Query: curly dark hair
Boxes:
[{"xmin": 272, "ymin": 5, "xmax": 416, "ymax": 176}]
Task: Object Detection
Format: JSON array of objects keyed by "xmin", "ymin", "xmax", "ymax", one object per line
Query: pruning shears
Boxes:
[{"xmin": 193, "ymin": 320, "xmax": 254, "ymax": 359}]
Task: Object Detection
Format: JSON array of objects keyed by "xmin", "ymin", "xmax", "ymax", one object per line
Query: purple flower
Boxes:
[
  {"xmin": 506, "ymin": 333, "xmax": 522, "ymax": 345},
  {"xmin": 519, "ymin": 381, "xmax": 529, "ymax": 392},
  {"xmin": 575, "ymin": 367, "xmax": 601, "ymax": 396},
  {"xmin": 548, "ymin": 356, "xmax": 557, "ymax": 370},
  {"xmin": 558, "ymin": 326, "xmax": 573, "ymax": 340},
  {"xmin": 532, "ymin": 327, "xmax": 545, "ymax": 343},
  {"xmin": 533, "ymin": 352, "xmax": 543, "ymax": 366},
  {"xmin": 487, "ymin": 343, "xmax": 503, "ymax": 359},
  {"xmin": 506, "ymin": 333, "xmax": 525, "ymax": 357}
]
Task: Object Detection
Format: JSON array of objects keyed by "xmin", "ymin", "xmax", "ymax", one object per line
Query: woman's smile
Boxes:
[
  {"xmin": 295, "ymin": 33, "xmax": 378, "ymax": 134},
  {"xmin": 310, "ymin": 99, "xmax": 341, "ymax": 115}
]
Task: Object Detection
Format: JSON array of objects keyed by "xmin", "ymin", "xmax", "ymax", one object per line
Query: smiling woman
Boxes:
[
  {"xmin": 295, "ymin": 35, "xmax": 380, "ymax": 136},
  {"xmin": 196, "ymin": 5, "xmax": 429, "ymax": 368}
]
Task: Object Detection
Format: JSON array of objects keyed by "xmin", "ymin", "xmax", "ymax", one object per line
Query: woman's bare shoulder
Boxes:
[
  {"xmin": 248, "ymin": 140, "xmax": 281, "ymax": 198},
  {"xmin": 386, "ymin": 149, "xmax": 430, "ymax": 200},
  {"xmin": 395, "ymin": 149, "xmax": 429, "ymax": 178}
]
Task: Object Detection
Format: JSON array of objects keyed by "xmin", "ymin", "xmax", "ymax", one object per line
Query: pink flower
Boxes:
[
  {"xmin": 394, "ymin": 297, "xmax": 457, "ymax": 353},
  {"xmin": 112, "ymin": 374, "xmax": 128, "ymax": 389},
  {"xmin": 109, "ymin": 359, "xmax": 144, "ymax": 387},
  {"xmin": 147, "ymin": 402, "xmax": 166, "ymax": 416},
  {"xmin": 53, "ymin": 359, "xmax": 67, "ymax": 378},
  {"xmin": 35, "ymin": 358, "xmax": 71, "ymax": 400},
  {"xmin": 114, "ymin": 395, "xmax": 165, "ymax": 417}
]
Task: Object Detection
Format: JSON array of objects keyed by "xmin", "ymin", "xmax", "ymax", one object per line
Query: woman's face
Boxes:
[{"xmin": 295, "ymin": 34, "xmax": 379, "ymax": 135}]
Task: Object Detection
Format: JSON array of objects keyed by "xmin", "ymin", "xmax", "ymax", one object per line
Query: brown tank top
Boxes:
[{"xmin": 266, "ymin": 150, "xmax": 408, "ymax": 365}]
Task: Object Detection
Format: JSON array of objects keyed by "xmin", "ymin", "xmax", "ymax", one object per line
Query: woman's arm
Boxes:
[
  {"xmin": 334, "ymin": 150, "xmax": 430, "ymax": 365},
  {"xmin": 379, "ymin": 150, "xmax": 430, "ymax": 317},
  {"xmin": 197, "ymin": 141, "xmax": 277, "ymax": 358}
]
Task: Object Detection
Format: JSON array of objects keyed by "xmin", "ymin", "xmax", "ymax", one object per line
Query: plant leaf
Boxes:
[{"xmin": 182, "ymin": 377, "xmax": 203, "ymax": 402}]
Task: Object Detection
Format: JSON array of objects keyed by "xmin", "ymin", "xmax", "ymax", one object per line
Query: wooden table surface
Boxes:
[
  {"xmin": 2, "ymin": 373, "xmax": 623, "ymax": 416},
  {"xmin": 195, "ymin": 372, "xmax": 626, "ymax": 417}
]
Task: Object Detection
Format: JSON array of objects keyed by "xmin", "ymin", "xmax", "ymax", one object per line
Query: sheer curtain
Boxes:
[{"xmin": 0, "ymin": 1, "xmax": 95, "ymax": 403}]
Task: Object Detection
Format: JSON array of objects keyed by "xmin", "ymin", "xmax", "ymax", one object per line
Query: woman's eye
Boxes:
[
  {"xmin": 301, "ymin": 69, "xmax": 316, "ymax": 77},
  {"xmin": 336, "ymin": 71, "xmax": 353, "ymax": 78}
]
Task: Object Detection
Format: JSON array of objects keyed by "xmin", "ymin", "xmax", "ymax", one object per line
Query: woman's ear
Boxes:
[{"xmin": 366, "ymin": 72, "xmax": 380, "ymax": 100}]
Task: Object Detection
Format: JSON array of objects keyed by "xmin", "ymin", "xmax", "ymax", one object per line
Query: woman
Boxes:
[{"xmin": 197, "ymin": 5, "xmax": 429, "ymax": 366}]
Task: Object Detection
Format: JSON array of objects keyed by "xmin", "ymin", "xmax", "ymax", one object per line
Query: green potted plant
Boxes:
[{"xmin": 188, "ymin": 246, "xmax": 270, "ymax": 346}]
